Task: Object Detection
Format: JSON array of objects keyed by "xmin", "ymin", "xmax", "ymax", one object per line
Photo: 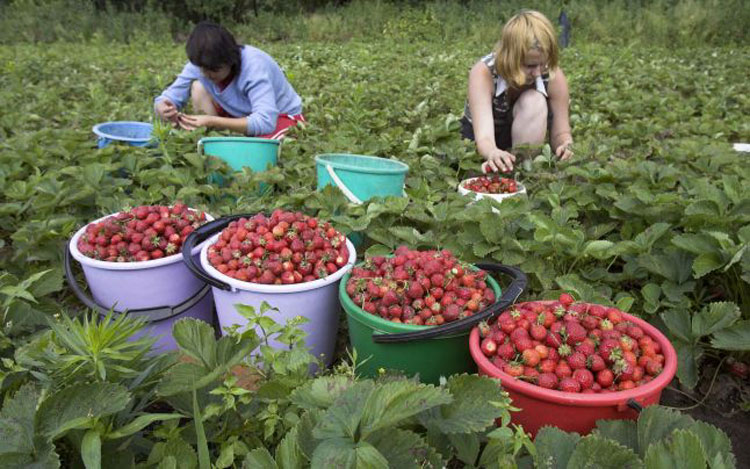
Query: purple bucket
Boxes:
[
  {"xmin": 66, "ymin": 211, "xmax": 216, "ymax": 352},
  {"xmin": 195, "ymin": 234, "xmax": 356, "ymax": 367}
]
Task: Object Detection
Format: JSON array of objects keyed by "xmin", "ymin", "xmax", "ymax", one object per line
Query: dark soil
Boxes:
[{"xmin": 659, "ymin": 361, "xmax": 750, "ymax": 467}]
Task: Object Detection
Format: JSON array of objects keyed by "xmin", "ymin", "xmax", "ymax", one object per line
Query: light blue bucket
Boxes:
[
  {"xmin": 315, "ymin": 154, "xmax": 409, "ymax": 248},
  {"xmin": 199, "ymin": 137, "xmax": 281, "ymax": 192},
  {"xmin": 198, "ymin": 136, "xmax": 280, "ymax": 172},
  {"xmin": 315, "ymin": 154, "xmax": 409, "ymax": 204},
  {"xmin": 93, "ymin": 121, "xmax": 155, "ymax": 148}
]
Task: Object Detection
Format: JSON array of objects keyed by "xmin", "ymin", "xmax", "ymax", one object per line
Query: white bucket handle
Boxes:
[
  {"xmin": 326, "ymin": 164, "xmax": 362, "ymax": 205},
  {"xmin": 197, "ymin": 139, "xmax": 204, "ymax": 156}
]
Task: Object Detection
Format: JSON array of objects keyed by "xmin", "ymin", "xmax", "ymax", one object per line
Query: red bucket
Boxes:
[{"xmin": 469, "ymin": 302, "xmax": 677, "ymax": 436}]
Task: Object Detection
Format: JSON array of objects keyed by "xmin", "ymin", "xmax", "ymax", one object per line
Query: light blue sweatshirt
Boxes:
[{"xmin": 154, "ymin": 45, "xmax": 302, "ymax": 136}]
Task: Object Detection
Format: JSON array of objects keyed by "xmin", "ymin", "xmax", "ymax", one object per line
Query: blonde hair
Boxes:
[{"xmin": 495, "ymin": 10, "xmax": 559, "ymax": 89}]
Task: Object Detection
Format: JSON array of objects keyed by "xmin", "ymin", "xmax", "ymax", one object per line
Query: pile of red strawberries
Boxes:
[
  {"xmin": 206, "ymin": 210, "xmax": 350, "ymax": 285},
  {"xmin": 478, "ymin": 293, "xmax": 666, "ymax": 393},
  {"xmin": 345, "ymin": 246, "xmax": 496, "ymax": 325},
  {"xmin": 463, "ymin": 175, "xmax": 518, "ymax": 194},
  {"xmin": 77, "ymin": 204, "xmax": 208, "ymax": 262}
]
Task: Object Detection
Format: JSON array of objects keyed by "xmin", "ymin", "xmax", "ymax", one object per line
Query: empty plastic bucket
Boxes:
[
  {"xmin": 66, "ymin": 211, "xmax": 215, "ymax": 352},
  {"xmin": 315, "ymin": 154, "xmax": 409, "ymax": 205},
  {"xmin": 182, "ymin": 219, "xmax": 356, "ymax": 367},
  {"xmin": 92, "ymin": 121, "xmax": 155, "ymax": 148},
  {"xmin": 469, "ymin": 301, "xmax": 678, "ymax": 436},
  {"xmin": 198, "ymin": 137, "xmax": 280, "ymax": 172}
]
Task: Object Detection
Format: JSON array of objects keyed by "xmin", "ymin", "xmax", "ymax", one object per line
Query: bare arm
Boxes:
[
  {"xmin": 467, "ymin": 62, "xmax": 516, "ymax": 172},
  {"xmin": 547, "ymin": 67, "xmax": 573, "ymax": 160},
  {"xmin": 177, "ymin": 115, "xmax": 251, "ymax": 135}
]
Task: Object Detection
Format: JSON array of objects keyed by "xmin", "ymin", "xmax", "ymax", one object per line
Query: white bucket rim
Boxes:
[
  {"xmin": 69, "ymin": 209, "xmax": 214, "ymax": 271},
  {"xmin": 200, "ymin": 234, "xmax": 356, "ymax": 294},
  {"xmin": 458, "ymin": 177, "xmax": 527, "ymax": 202}
]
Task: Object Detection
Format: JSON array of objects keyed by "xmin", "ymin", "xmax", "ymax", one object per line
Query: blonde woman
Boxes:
[{"xmin": 460, "ymin": 10, "xmax": 573, "ymax": 173}]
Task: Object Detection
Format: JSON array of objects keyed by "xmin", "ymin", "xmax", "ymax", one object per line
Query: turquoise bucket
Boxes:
[
  {"xmin": 315, "ymin": 154, "xmax": 409, "ymax": 249},
  {"xmin": 315, "ymin": 154, "xmax": 409, "ymax": 204},
  {"xmin": 199, "ymin": 137, "xmax": 280, "ymax": 172}
]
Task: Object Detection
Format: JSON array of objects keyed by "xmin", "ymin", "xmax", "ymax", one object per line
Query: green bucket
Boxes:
[
  {"xmin": 315, "ymin": 154, "xmax": 409, "ymax": 204},
  {"xmin": 340, "ymin": 271, "xmax": 502, "ymax": 384},
  {"xmin": 199, "ymin": 137, "xmax": 280, "ymax": 191}
]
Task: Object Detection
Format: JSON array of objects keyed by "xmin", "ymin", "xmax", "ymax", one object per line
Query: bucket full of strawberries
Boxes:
[
  {"xmin": 469, "ymin": 294, "xmax": 677, "ymax": 436},
  {"xmin": 181, "ymin": 210, "xmax": 356, "ymax": 367},
  {"xmin": 65, "ymin": 204, "xmax": 215, "ymax": 352},
  {"xmin": 458, "ymin": 174, "xmax": 527, "ymax": 212},
  {"xmin": 339, "ymin": 245, "xmax": 527, "ymax": 384}
]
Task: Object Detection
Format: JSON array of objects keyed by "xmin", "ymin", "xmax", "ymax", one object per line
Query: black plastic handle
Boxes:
[
  {"xmin": 181, "ymin": 213, "xmax": 260, "ymax": 291},
  {"xmin": 64, "ymin": 243, "xmax": 210, "ymax": 322},
  {"xmin": 627, "ymin": 398, "xmax": 643, "ymax": 413},
  {"xmin": 372, "ymin": 263, "xmax": 527, "ymax": 343}
]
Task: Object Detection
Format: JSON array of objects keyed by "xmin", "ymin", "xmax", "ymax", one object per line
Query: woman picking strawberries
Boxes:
[
  {"xmin": 460, "ymin": 10, "xmax": 573, "ymax": 173},
  {"xmin": 154, "ymin": 22, "xmax": 304, "ymax": 139}
]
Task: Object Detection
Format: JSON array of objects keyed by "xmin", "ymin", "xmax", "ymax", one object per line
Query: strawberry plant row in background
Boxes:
[
  {"xmin": 478, "ymin": 294, "xmax": 666, "ymax": 393},
  {"xmin": 76, "ymin": 204, "xmax": 208, "ymax": 262},
  {"xmin": 345, "ymin": 245, "xmax": 496, "ymax": 325},
  {"xmin": 206, "ymin": 210, "xmax": 349, "ymax": 284}
]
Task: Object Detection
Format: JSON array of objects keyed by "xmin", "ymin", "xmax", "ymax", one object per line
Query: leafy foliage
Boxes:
[
  {"xmin": 532, "ymin": 406, "xmax": 736, "ymax": 468},
  {"xmin": 0, "ymin": 5, "xmax": 747, "ymax": 466}
]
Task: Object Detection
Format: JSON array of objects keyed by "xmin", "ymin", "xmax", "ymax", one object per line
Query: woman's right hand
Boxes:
[
  {"xmin": 155, "ymin": 99, "xmax": 179, "ymax": 124},
  {"xmin": 483, "ymin": 148, "xmax": 516, "ymax": 173}
]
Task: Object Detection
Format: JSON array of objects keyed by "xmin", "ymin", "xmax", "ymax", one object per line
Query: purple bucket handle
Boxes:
[
  {"xmin": 372, "ymin": 263, "xmax": 527, "ymax": 343},
  {"xmin": 64, "ymin": 243, "xmax": 211, "ymax": 322}
]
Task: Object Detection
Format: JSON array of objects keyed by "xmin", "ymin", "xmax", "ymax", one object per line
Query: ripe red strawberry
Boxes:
[
  {"xmin": 503, "ymin": 362, "xmax": 524, "ymax": 377},
  {"xmin": 572, "ymin": 369, "xmax": 594, "ymax": 389},
  {"xmin": 480, "ymin": 338, "xmax": 497, "ymax": 357},
  {"xmin": 587, "ymin": 354, "xmax": 606, "ymax": 372},
  {"xmin": 538, "ymin": 373, "xmax": 559, "ymax": 389},
  {"xmin": 565, "ymin": 321, "xmax": 587, "ymax": 345},
  {"xmin": 514, "ymin": 337, "xmax": 533, "ymax": 352},
  {"xmin": 581, "ymin": 315, "xmax": 599, "ymax": 330},
  {"xmin": 539, "ymin": 359, "xmax": 557, "ymax": 374},
  {"xmin": 645, "ymin": 359, "xmax": 664, "ymax": 377},
  {"xmin": 558, "ymin": 377, "xmax": 581, "ymax": 393},
  {"xmin": 559, "ymin": 293, "xmax": 575, "ymax": 307},
  {"xmin": 530, "ymin": 324, "xmax": 547, "ymax": 341},
  {"xmin": 522, "ymin": 349, "xmax": 541, "ymax": 367},
  {"xmin": 596, "ymin": 369, "xmax": 614, "ymax": 387},
  {"xmin": 497, "ymin": 342, "xmax": 515, "ymax": 360},
  {"xmin": 555, "ymin": 362, "xmax": 573, "ymax": 379},
  {"xmin": 567, "ymin": 352, "xmax": 587, "ymax": 370}
]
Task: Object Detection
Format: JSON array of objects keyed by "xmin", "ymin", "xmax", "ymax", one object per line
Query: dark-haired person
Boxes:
[{"xmin": 154, "ymin": 22, "xmax": 304, "ymax": 139}]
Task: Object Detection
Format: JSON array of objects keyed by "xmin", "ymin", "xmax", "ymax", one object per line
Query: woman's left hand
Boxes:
[
  {"xmin": 555, "ymin": 140, "xmax": 574, "ymax": 160},
  {"xmin": 178, "ymin": 114, "xmax": 215, "ymax": 131}
]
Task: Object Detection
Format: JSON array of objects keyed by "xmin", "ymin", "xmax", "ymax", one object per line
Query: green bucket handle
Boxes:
[
  {"xmin": 325, "ymin": 163, "xmax": 409, "ymax": 205},
  {"xmin": 372, "ymin": 263, "xmax": 527, "ymax": 343}
]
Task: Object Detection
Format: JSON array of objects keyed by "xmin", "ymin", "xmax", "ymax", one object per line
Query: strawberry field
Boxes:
[{"xmin": 1, "ymin": 2, "xmax": 749, "ymax": 467}]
